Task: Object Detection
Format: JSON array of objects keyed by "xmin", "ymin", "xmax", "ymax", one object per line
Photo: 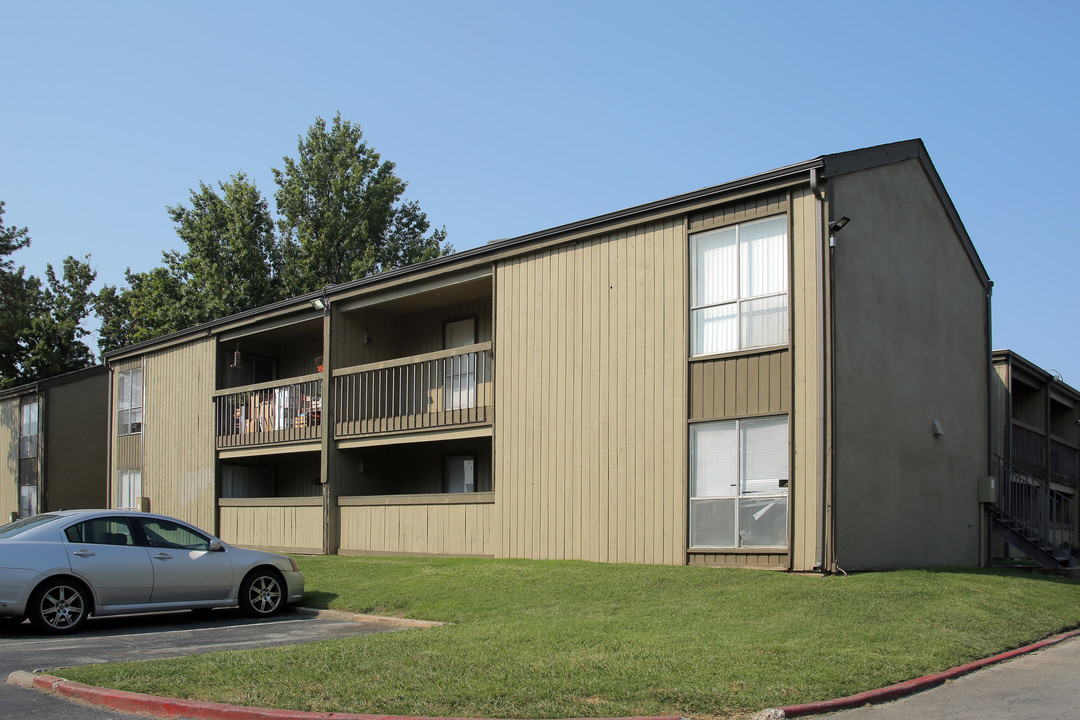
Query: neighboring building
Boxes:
[
  {"xmin": 990, "ymin": 350, "xmax": 1079, "ymax": 566},
  {"xmin": 0, "ymin": 366, "xmax": 109, "ymax": 521},
  {"xmin": 102, "ymin": 139, "xmax": 994, "ymax": 571}
]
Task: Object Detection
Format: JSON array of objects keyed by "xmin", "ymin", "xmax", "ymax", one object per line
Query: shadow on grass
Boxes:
[
  {"xmin": 921, "ymin": 565, "xmax": 1080, "ymax": 585},
  {"xmin": 302, "ymin": 591, "xmax": 338, "ymax": 608}
]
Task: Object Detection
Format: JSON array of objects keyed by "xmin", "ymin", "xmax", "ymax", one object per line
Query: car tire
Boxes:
[
  {"xmin": 239, "ymin": 568, "xmax": 285, "ymax": 617},
  {"xmin": 28, "ymin": 578, "xmax": 90, "ymax": 634}
]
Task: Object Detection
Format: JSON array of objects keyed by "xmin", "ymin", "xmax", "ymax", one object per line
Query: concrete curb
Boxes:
[
  {"xmin": 292, "ymin": 607, "xmax": 445, "ymax": 628},
  {"xmin": 5, "ymin": 670, "xmax": 680, "ymax": 720},
  {"xmin": 755, "ymin": 628, "xmax": 1080, "ymax": 718}
]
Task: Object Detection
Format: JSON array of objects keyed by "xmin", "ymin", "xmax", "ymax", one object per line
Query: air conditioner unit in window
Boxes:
[{"xmin": 130, "ymin": 422, "xmax": 142, "ymax": 434}]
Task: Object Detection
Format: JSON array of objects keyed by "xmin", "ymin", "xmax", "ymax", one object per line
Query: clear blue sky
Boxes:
[{"xmin": 2, "ymin": 1, "xmax": 1077, "ymax": 385}]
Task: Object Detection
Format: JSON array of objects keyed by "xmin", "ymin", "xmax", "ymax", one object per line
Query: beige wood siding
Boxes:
[
  {"xmin": 688, "ymin": 190, "xmax": 788, "ymax": 233},
  {"xmin": 789, "ymin": 186, "xmax": 826, "ymax": 572},
  {"xmin": 143, "ymin": 338, "xmax": 217, "ymax": 529},
  {"xmin": 689, "ymin": 350, "xmax": 790, "ymax": 421},
  {"xmin": 218, "ymin": 498, "xmax": 323, "ymax": 553},
  {"xmin": 0, "ymin": 398, "xmax": 17, "ymax": 520},
  {"xmin": 688, "ymin": 551, "xmax": 787, "ymax": 568},
  {"xmin": 338, "ymin": 494, "xmax": 495, "ymax": 556},
  {"xmin": 991, "ymin": 362, "xmax": 1010, "ymax": 459},
  {"xmin": 495, "ymin": 217, "xmax": 687, "ymax": 565}
]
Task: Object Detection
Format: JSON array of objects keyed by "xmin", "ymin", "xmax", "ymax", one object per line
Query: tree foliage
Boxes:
[
  {"xmin": 23, "ymin": 256, "xmax": 97, "ymax": 380},
  {"xmin": 98, "ymin": 114, "xmax": 451, "ymax": 354},
  {"xmin": 0, "ymin": 202, "xmax": 42, "ymax": 386},
  {"xmin": 0, "ymin": 202, "xmax": 99, "ymax": 388},
  {"xmin": 274, "ymin": 113, "xmax": 450, "ymax": 295}
]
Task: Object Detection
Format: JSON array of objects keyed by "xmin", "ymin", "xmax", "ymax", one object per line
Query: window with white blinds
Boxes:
[
  {"xmin": 690, "ymin": 215, "xmax": 788, "ymax": 356},
  {"xmin": 690, "ymin": 415, "xmax": 789, "ymax": 549}
]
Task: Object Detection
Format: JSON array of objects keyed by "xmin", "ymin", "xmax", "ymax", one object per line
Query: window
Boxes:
[
  {"xmin": 117, "ymin": 368, "xmax": 144, "ymax": 435},
  {"xmin": 444, "ymin": 317, "xmax": 477, "ymax": 410},
  {"xmin": 19, "ymin": 485, "xmax": 38, "ymax": 518},
  {"xmin": 444, "ymin": 455, "xmax": 476, "ymax": 493},
  {"xmin": 690, "ymin": 416, "xmax": 789, "ymax": 548},
  {"xmin": 19, "ymin": 399, "xmax": 39, "ymax": 459},
  {"xmin": 136, "ymin": 517, "xmax": 212, "ymax": 550},
  {"xmin": 65, "ymin": 517, "xmax": 136, "ymax": 546},
  {"xmin": 116, "ymin": 469, "xmax": 142, "ymax": 510},
  {"xmin": 690, "ymin": 215, "xmax": 788, "ymax": 356}
]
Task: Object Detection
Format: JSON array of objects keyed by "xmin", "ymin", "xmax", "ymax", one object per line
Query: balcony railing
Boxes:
[
  {"xmin": 1011, "ymin": 423, "xmax": 1046, "ymax": 478},
  {"xmin": 1051, "ymin": 440, "xmax": 1079, "ymax": 486},
  {"xmin": 214, "ymin": 374, "xmax": 322, "ymax": 449},
  {"xmin": 333, "ymin": 342, "xmax": 493, "ymax": 436}
]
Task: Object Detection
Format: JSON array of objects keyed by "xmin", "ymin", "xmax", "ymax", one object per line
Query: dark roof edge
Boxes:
[
  {"xmin": 0, "ymin": 364, "xmax": 107, "ymax": 400},
  {"xmin": 105, "ymin": 157, "xmax": 824, "ymax": 361},
  {"xmin": 822, "ymin": 138, "xmax": 991, "ymax": 289},
  {"xmin": 993, "ymin": 349, "xmax": 1080, "ymax": 399}
]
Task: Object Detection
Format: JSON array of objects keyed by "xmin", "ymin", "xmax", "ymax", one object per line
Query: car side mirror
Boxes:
[{"xmin": 208, "ymin": 539, "xmax": 224, "ymax": 552}]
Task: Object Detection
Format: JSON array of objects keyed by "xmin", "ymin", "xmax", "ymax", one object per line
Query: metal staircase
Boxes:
[{"xmin": 991, "ymin": 455, "xmax": 1077, "ymax": 569}]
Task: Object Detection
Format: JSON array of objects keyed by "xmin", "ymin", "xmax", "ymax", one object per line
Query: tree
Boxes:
[
  {"xmin": 0, "ymin": 202, "xmax": 43, "ymax": 388},
  {"xmin": 97, "ymin": 173, "xmax": 280, "ymax": 353},
  {"xmin": 273, "ymin": 113, "xmax": 450, "ymax": 295},
  {"xmin": 22, "ymin": 255, "xmax": 97, "ymax": 380},
  {"xmin": 167, "ymin": 172, "xmax": 281, "ymax": 323},
  {"xmin": 96, "ymin": 265, "xmax": 187, "ymax": 354}
]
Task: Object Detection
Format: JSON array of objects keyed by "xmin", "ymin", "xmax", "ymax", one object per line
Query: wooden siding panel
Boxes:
[
  {"xmin": 219, "ymin": 503, "xmax": 323, "ymax": 553},
  {"xmin": 0, "ymin": 399, "xmax": 17, "ymax": 520},
  {"xmin": 494, "ymin": 217, "xmax": 687, "ymax": 565},
  {"xmin": 688, "ymin": 351, "xmax": 790, "ymax": 421},
  {"xmin": 338, "ymin": 500, "xmax": 494, "ymax": 557},
  {"xmin": 144, "ymin": 338, "xmax": 217, "ymax": 530},
  {"xmin": 790, "ymin": 187, "xmax": 823, "ymax": 572}
]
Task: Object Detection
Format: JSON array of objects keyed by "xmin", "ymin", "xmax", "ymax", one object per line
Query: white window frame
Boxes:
[
  {"xmin": 117, "ymin": 367, "xmax": 144, "ymax": 436},
  {"xmin": 689, "ymin": 415, "xmax": 789, "ymax": 549},
  {"xmin": 19, "ymin": 398, "xmax": 39, "ymax": 459},
  {"xmin": 690, "ymin": 215, "xmax": 789, "ymax": 357},
  {"xmin": 115, "ymin": 469, "xmax": 142, "ymax": 510}
]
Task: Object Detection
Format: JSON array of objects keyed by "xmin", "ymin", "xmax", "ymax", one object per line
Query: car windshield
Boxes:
[{"xmin": 0, "ymin": 514, "xmax": 61, "ymax": 539}]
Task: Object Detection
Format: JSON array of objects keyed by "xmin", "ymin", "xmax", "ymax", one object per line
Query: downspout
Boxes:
[
  {"xmin": 811, "ymin": 168, "xmax": 829, "ymax": 571},
  {"xmin": 983, "ymin": 282, "xmax": 994, "ymax": 567}
]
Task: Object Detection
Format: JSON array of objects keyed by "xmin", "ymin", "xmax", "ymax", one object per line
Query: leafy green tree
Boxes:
[
  {"xmin": 97, "ymin": 174, "xmax": 279, "ymax": 353},
  {"xmin": 96, "ymin": 265, "xmax": 187, "ymax": 353},
  {"xmin": 0, "ymin": 202, "xmax": 43, "ymax": 388},
  {"xmin": 167, "ymin": 172, "xmax": 281, "ymax": 322},
  {"xmin": 273, "ymin": 113, "xmax": 450, "ymax": 295},
  {"xmin": 23, "ymin": 255, "xmax": 97, "ymax": 380}
]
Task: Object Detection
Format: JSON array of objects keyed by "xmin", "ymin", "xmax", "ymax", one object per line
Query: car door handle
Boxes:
[
  {"xmin": 152, "ymin": 553, "xmax": 173, "ymax": 561},
  {"xmin": 72, "ymin": 549, "xmax": 95, "ymax": 558}
]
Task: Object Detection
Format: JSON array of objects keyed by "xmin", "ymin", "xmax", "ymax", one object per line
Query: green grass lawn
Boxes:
[{"xmin": 62, "ymin": 557, "xmax": 1080, "ymax": 719}]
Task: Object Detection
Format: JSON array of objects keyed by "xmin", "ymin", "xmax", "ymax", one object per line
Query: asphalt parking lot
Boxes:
[{"xmin": 0, "ymin": 607, "xmax": 407, "ymax": 719}]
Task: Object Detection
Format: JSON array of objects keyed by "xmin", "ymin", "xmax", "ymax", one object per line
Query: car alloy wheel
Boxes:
[
  {"xmin": 240, "ymin": 570, "xmax": 284, "ymax": 617},
  {"xmin": 30, "ymin": 579, "xmax": 88, "ymax": 633}
]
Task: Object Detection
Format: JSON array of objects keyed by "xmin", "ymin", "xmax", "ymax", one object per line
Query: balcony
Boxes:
[
  {"xmin": 333, "ymin": 343, "xmax": 493, "ymax": 437},
  {"xmin": 213, "ymin": 375, "xmax": 323, "ymax": 449}
]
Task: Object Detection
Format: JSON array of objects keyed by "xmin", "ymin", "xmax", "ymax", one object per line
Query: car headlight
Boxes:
[{"xmin": 286, "ymin": 557, "xmax": 300, "ymax": 572}]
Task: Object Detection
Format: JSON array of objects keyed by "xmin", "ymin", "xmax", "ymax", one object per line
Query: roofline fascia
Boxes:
[
  {"xmin": 821, "ymin": 138, "xmax": 991, "ymax": 290},
  {"xmin": 104, "ymin": 158, "xmax": 825, "ymax": 361},
  {"xmin": 0, "ymin": 365, "xmax": 106, "ymax": 400}
]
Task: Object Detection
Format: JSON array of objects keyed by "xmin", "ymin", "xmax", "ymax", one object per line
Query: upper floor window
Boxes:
[
  {"xmin": 690, "ymin": 215, "xmax": 788, "ymax": 357},
  {"xmin": 117, "ymin": 368, "xmax": 144, "ymax": 435},
  {"xmin": 19, "ymin": 399, "xmax": 39, "ymax": 459}
]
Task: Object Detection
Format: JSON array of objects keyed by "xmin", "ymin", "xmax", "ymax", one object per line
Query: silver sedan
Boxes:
[{"xmin": 0, "ymin": 509, "xmax": 305, "ymax": 633}]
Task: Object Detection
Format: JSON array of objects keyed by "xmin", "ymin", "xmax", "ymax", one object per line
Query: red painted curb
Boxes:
[
  {"xmin": 18, "ymin": 673, "xmax": 682, "ymax": 720},
  {"xmin": 13, "ymin": 630, "xmax": 1079, "ymax": 720},
  {"xmin": 774, "ymin": 629, "xmax": 1080, "ymax": 717}
]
